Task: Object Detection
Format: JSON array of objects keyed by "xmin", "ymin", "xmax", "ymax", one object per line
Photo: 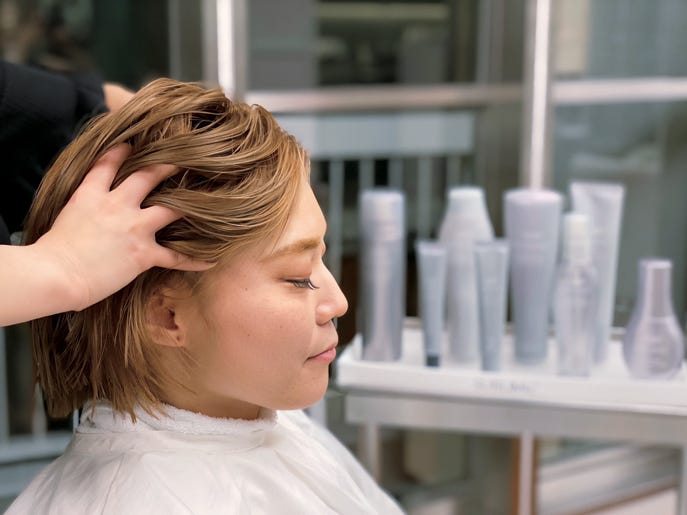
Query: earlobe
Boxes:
[{"xmin": 146, "ymin": 291, "xmax": 188, "ymax": 348}]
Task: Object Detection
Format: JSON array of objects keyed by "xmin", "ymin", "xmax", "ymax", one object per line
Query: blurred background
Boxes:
[{"xmin": 2, "ymin": 0, "xmax": 687, "ymax": 513}]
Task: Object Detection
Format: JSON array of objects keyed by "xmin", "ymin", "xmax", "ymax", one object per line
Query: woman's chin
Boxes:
[{"xmin": 270, "ymin": 380, "xmax": 329, "ymax": 412}]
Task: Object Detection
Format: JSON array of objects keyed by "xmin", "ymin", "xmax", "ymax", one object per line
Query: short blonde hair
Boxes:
[{"xmin": 23, "ymin": 79, "xmax": 307, "ymax": 418}]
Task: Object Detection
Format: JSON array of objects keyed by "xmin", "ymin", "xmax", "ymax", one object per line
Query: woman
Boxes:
[{"xmin": 8, "ymin": 79, "xmax": 402, "ymax": 514}]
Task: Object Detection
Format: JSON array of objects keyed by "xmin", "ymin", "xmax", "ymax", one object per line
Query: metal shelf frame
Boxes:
[{"xmin": 337, "ymin": 324, "xmax": 687, "ymax": 515}]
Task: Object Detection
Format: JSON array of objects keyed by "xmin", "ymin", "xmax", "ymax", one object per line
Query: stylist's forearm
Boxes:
[{"xmin": 0, "ymin": 243, "xmax": 81, "ymax": 326}]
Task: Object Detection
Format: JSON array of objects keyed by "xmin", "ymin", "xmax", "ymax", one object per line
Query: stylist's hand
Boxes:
[
  {"xmin": 33, "ymin": 144, "xmax": 213, "ymax": 311},
  {"xmin": 103, "ymin": 83, "xmax": 134, "ymax": 112}
]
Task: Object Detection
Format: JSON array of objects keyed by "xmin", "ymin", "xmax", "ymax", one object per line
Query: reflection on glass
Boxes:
[
  {"xmin": 553, "ymin": 0, "xmax": 687, "ymax": 79},
  {"xmin": 318, "ymin": 0, "xmax": 458, "ymax": 85},
  {"xmin": 0, "ymin": 0, "xmax": 204, "ymax": 88},
  {"xmin": 248, "ymin": 0, "xmax": 481, "ymax": 88},
  {"xmin": 554, "ymin": 101, "xmax": 687, "ymax": 327}
]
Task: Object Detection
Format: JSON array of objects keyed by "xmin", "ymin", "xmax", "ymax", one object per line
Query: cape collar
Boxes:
[{"xmin": 77, "ymin": 401, "xmax": 277, "ymax": 437}]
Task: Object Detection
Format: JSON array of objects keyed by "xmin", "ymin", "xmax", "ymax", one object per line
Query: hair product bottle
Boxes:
[
  {"xmin": 553, "ymin": 213, "xmax": 598, "ymax": 376},
  {"xmin": 474, "ymin": 239, "xmax": 509, "ymax": 372},
  {"xmin": 415, "ymin": 240, "xmax": 447, "ymax": 367},
  {"xmin": 622, "ymin": 259, "xmax": 685, "ymax": 380},
  {"xmin": 570, "ymin": 182, "xmax": 625, "ymax": 363},
  {"xmin": 359, "ymin": 189, "xmax": 406, "ymax": 361},
  {"xmin": 438, "ymin": 187, "xmax": 494, "ymax": 363},
  {"xmin": 504, "ymin": 188, "xmax": 562, "ymax": 364}
]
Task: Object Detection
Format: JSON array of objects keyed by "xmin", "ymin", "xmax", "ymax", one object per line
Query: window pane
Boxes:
[
  {"xmin": 554, "ymin": 0, "xmax": 687, "ymax": 79},
  {"xmin": 248, "ymin": 0, "xmax": 487, "ymax": 89},
  {"xmin": 553, "ymin": 101, "xmax": 687, "ymax": 326},
  {"xmin": 0, "ymin": 0, "xmax": 205, "ymax": 88}
]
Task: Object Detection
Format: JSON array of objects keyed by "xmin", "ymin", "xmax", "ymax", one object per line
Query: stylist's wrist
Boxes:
[{"xmin": 30, "ymin": 238, "xmax": 89, "ymax": 313}]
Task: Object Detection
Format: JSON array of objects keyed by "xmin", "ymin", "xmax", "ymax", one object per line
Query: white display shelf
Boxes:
[{"xmin": 337, "ymin": 320, "xmax": 687, "ymax": 415}]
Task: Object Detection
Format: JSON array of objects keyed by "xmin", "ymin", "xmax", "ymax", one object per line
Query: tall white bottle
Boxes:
[
  {"xmin": 504, "ymin": 189, "xmax": 562, "ymax": 363},
  {"xmin": 438, "ymin": 187, "xmax": 494, "ymax": 363},
  {"xmin": 623, "ymin": 259, "xmax": 685, "ymax": 380},
  {"xmin": 553, "ymin": 213, "xmax": 598, "ymax": 376}
]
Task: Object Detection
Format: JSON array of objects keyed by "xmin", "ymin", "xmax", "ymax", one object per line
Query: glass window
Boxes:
[
  {"xmin": 553, "ymin": 0, "xmax": 687, "ymax": 79},
  {"xmin": 553, "ymin": 101, "xmax": 687, "ymax": 326},
  {"xmin": 0, "ymin": 0, "xmax": 204, "ymax": 88},
  {"xmin": 248, "ymin": 0, "xmax": 485, "ymax": 89}
]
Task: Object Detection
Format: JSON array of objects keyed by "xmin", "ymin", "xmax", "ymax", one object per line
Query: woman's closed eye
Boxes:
[{"xmin": 286, "ymin": 278, "xmax": 319, "ymax": 290}]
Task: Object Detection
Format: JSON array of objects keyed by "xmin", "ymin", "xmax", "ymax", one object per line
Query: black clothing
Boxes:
[
  {"xmin": 0, "ymin": 216, "xmax": 8, "ymax": 244},
  {"xmin": 0, "ymin": 60, "xmax": 106, "ymax": 243}
]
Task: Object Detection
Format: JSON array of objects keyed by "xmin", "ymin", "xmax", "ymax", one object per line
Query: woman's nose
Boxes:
[{"xmin": 317, "ymin": 265, "xmax": 348, "ymax": 324}]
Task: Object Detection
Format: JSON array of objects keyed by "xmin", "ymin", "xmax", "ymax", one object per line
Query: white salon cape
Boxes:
[{"xmin": 7, "ymin": 403, "xmax": 403, "ymax": 514}]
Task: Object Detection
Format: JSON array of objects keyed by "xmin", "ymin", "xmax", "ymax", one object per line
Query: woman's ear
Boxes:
[{"xmin": 146, "ymin": 287, "xmax": 192, "ymax": 348}]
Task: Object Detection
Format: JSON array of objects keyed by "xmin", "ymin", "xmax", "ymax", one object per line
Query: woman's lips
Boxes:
[{"xmin": 308, "ymin": 345, "xmax": 337, "ymax": 363}]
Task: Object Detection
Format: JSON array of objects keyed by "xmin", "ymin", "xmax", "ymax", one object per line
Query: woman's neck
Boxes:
[{"xmin": 160, "ymin": 389, "xmax": 261, "ymax": 420}]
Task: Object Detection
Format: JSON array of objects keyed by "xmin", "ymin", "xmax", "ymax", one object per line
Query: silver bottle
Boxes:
[
  {"xmin": 622, "ymin": 259, "xmax": 685, "ymax": 380},
  {"xmin": 359, "ymin": 189, "xmax": 406, "ymax": 361},
  {"xmin": 438, "ymin": 187, "xmax": 494, "ymax": 363},
  {"xmin": 553, "ymin": 213, "xmax": 598, "ymax": 376}
]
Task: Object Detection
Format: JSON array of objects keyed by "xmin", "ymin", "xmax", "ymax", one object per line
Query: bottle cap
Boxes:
[
  {"xmin": 505, "ymin": 188, "xmax": 562, "ymax": 206},
  {"xmin": 446, "ymin": 187, "xmax": 485, "ymax": 214},
  {"xmin": 360, "ymin": 189, "xmax": 405, "ymax": 241},
  {"xmin": 474, "ymin": 238, "xmax": 509, "ymax": 257},
  {"xmin": 638, "ymin": 259, "xmax": 674, "ymax": 317},
  {"xmin": 415, "ymin": 240, "xmax": 446, "ymax": 258}
]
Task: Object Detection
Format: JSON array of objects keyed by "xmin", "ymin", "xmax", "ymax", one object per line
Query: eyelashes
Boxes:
[{"xmin": 286, "ymin": 278, "xmax": 319, "ymax": 290}]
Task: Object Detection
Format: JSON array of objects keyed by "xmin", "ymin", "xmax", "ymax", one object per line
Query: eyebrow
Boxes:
[{"xmin": 265, "ymin": 237, "xmax": 324, "ymax": 261}]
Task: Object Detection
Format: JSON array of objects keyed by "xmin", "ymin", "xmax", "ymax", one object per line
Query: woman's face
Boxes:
[{"xmin": 171, "ymin": 178, "xmax": 348, "ymax": 419}]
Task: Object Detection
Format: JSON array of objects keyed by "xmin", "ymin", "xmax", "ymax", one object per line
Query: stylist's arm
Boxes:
[{"xmin": 0, "ymin": 144, "xmax": 213, "ymax": 327}]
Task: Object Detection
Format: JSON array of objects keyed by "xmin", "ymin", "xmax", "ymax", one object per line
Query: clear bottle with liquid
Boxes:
[
  {"xmin": 553, "ymin": 213, "xmax": 598, "ymax": 376},
  {"xmin": 622, "ymin": 259, "xmax": 685, "ymax": 380}
]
